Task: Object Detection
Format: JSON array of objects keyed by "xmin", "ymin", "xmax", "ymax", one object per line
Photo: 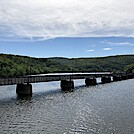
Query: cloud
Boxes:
[
  {"xmin": 86, "ymin": 49, "xmax": 95, "ymax": 52},
  {"xmin": 0, "ymin": 0, "xmax": 134, "ymax": 41},
  {"xmin": 103, "ymin": 48, "xmax": 112, "ymax": 51},
  {"xmin": 101, "ymin": 41, "xmax": 134, "ymax": 46},
  {"xmin": 91, "ymin": 45, "xmax": 96, "ymax": 47}
]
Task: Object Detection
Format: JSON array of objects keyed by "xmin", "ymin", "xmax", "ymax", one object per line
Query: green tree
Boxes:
[{"xmin": 124, "ymin": 64, "xmax": 134, "ymax": 73}]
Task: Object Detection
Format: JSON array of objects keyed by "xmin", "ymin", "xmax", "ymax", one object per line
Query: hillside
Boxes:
[{"xmin": 0, "ymin": 53, "xmax": 134, "ymax": 77}]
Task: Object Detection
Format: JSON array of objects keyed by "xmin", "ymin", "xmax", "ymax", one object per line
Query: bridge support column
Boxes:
[
  {"xmin": 85, "ymin": 78, "xmax": 97, "ymax": 86},
  {"xmin": 113, "ymin": 76, "xmax": 122, "ymax": 81},
  {"xmin": 60, "ymin": 80, "xmax": 74, "ymax": 92},
  {"xmin": 101, "ymin": 76, "xmax": 111, "ymax": 84},
  {"xmin": 16, "ymin": 83, "xmax": 32, "ymax": 96},
  {"xmin": 127, "ymin": 74, "xmax": 134, "ymax": 79},
  {"xmin": 121, "ymin": 75, "xmax": 127, "ymax": 80}
]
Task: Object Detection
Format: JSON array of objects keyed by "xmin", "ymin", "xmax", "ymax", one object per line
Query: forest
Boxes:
[{"xmin": 0, "ymin": 53, "xmax": 134, "ymax": 77}]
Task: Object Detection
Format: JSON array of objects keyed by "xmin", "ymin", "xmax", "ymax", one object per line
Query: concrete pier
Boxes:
[
  {"xmin": 16, "ymin": 83, "xmax": 32, "ymax": 96},
  {"xmin": 60, "ymin": 80, "xmax": 74, "ymax": 92},
  {"xmin": 127, "ymin": 74, "xmax": 134, "ymax": 79},
  {"xmin": 113, "ymin": 76, "xmax": 122, "ymax": 81},
  {"xmin": 121, "ymin": 75, "xmax": 127, "ymax": 80},
  {"xmin": 101, "ymin": 76, "xmax": 111, "ymax": 84},
  {"xmin": 85, "ymin": 78, "xmax": 97, "ymax": 86}
]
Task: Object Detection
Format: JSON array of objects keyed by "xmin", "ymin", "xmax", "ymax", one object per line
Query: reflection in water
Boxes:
[
  {"xmin": 16, "ymin": 94, "xmax": 32, "ymax": 101},
  {"xmin": 0, "ymin": 79, "xmax": 134, "ymax": 134}
]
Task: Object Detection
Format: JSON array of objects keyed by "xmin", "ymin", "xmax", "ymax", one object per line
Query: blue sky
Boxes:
[
  {"xmin": 0, "ymin": 37, "xmax": 134, "ymax": 58},
  {"xmin": 0, "ymin": 0, "xmax": 134, "ymax": 58}
]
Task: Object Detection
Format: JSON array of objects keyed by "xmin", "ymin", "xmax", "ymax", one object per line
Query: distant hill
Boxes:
[{"xmin": 0, "ymin": 53, "xmax": 134, "ymax": 77}]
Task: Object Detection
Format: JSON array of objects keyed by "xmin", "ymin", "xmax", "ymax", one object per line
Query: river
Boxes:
[{"xmin": 0, "ymin": 79, "xmax": 134, "ymax": 134}]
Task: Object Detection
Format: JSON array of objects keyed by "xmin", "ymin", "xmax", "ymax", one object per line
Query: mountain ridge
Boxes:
[{"xmin": 0, "ymin": 53, "xmax": 134, "ymax": 77}]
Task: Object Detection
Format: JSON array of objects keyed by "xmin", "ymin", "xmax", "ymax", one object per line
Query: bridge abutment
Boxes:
[
  {"xmin": 16, "ymin": 83, "xmax": 32, "ymax": 96},
  {"xmin": 60, "ymin": 80, "xmax": 74, "ymax": 92},
  {"xmin": 85, "ymin": 78, "xmax": 97, "ymax": 86}
]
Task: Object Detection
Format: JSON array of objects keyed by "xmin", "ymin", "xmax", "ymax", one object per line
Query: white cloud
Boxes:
[
  {"xmin": 0, "ymin": 0, "xmax": 134, "ymax": 41},
  {"xmin": 101, "ymin": 41, "xmax": 134, "ymax": 46},
  {"xmin": 103, "ymin": 48, "xmax": 112, "ymax": 51},
  {"xmin": 86, "ymin": 49, "xmax": 95, "ymax": 52},
  {"xmin": 91, "ymin": 45, "xmax": 96, "ymax": 47}
]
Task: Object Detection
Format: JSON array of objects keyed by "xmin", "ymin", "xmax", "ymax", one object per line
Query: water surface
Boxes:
[{"xmin": 0, "ymin": 79, "xmax": 134, "ymax": 134}]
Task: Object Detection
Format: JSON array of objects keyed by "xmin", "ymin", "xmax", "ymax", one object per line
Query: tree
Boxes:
[{"xmin": 124, "ymin": 64, "xmax": 134, "ymax": 73}]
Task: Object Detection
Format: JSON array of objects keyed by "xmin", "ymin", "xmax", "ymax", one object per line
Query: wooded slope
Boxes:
[{"xmin": 0, "ymin": 54, "xmax": 134, "ymax": 77}]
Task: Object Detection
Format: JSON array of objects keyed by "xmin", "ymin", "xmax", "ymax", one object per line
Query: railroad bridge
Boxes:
[{"xmin": 0, "ymin": 72, "xmax": 133, "ymax": 96}]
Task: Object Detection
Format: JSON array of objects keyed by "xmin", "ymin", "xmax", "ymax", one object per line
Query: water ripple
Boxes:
[{"xmin": 0, "ymin": 79, "xmax": 134, "ymax": 133}]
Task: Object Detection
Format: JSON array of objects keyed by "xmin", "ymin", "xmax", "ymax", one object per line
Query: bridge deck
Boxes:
[{"xmin": 0, "ymin": 73, "xmax": 112, "ymax": 86}]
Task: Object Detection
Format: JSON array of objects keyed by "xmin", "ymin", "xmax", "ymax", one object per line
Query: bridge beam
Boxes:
[
  {"xmin": 16, "ymin": 83, "xmax": 32, "ymax": 96},
  {"xmin": 101, "ymin": 76, "xmax": 111, "ymax": 84},
  {"xmin": 60, "ymin": 80, "xmax": 74, "ymax": 92},
  {"xmin": 85, "ymin": 78, "xmax": 97, "ymax": 86}
]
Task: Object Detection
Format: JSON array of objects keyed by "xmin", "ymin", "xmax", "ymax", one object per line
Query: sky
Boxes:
[{"xmin": 0, "ymin": 0, "xmax": 134, "ymax": 58}]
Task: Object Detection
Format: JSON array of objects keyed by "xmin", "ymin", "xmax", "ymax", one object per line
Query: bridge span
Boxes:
[
  {"xmin": 0, "ymin": 72, "xmax": 112, "ymax": 86},
  {"xmin": 0, "ymin": 72, "xmax": 133, "ymax": 96}
]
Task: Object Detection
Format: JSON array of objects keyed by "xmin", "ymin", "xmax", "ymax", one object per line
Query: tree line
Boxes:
[{"xmin": 0, "ymin": 53, "xmax": 134, "ymax": 77}]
